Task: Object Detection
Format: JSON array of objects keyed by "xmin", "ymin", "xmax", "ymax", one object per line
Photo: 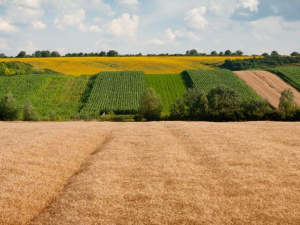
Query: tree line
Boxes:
[
  {"xmin": 137, "ymin": 86, "xmax": 300, "ymax": 122},
  {"xmin": 0, "ymin": 49, "xmax": 298, "ymax": 58},
  {"xmin": 222, "ymin": 56, "xmax": 300, "ymax": 71}
]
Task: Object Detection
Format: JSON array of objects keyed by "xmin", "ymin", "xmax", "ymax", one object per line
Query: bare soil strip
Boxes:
[
  {"xmin": 6, "ymin": 122, "xmax": 296, "ymax": 225},
  {"xmin": 234, "ymin": 70, "xmax": 300, "ymax": 108}
]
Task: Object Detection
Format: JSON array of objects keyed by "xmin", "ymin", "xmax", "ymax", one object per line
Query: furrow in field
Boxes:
[
  {"xmin": 0, "ymin": 122, "xmax": 111, "ymax": 225},
  {"xmin": 234, "ymin": 71, "xmax": 300, "ymax": 108}
]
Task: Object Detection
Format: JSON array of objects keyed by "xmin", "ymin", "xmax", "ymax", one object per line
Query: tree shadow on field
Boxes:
[{"xmin": 180, "ymin": 71, "xmax": 194, "ymax": 89}]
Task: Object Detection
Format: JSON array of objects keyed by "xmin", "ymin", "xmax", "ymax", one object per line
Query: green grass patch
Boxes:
[
  {"xmin": 0, "ymin": 74, "xmax": 89, "ymax": 119},
  {"xmin": 81, "ymin": 71, "xmax": 146, "ymax": 116},
  {"xmin": 186, "ymin": 69, "xmax": 260, "ymax": 102},
  {"xmin": 268, "ymin": 66, "xmax": 300, "ymax": 92},
  {"xmin": 146, "ymin": 74, "xmax": 188, "ymax": 114}
]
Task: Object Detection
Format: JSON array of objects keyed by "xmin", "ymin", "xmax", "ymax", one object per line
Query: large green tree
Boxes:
[{"xmin": 138, "ymin": 88, "xmax": 162, "ymax": 120}]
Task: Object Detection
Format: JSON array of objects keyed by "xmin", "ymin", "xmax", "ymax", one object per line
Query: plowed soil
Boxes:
[
  {"xmin": 1, "ymin": 122, "xmax": 300, "ymax": 225},
  {"xmin": 234, "ymin": 70, "xmax": 300, "ymax": 108}
]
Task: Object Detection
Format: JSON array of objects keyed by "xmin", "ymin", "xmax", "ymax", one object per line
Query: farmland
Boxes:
[
  {"xmin": 145, "ymin": 74, "xmax": 188, "ymax": 114},
  {"xmin": 0, "ymin": 56, "xmax": 251, "ymax": 75},
  {"xmin": 187, "ymin": 69, "xmax": 260, "ymax": 102},
  {"xmin": 0, "ymin": 74, "xmax": 89, "ymax": 119},
  {"xmin": 234, "ymin": 71, "xmax": 300, "ymax": 108},
  {"xmin": 1, "ymin": 121, "xmax": 300, "ymax": 224},
  {"xmin": 81, "ymin": 71, "xmax": 146, "ymax": 116},
  {"xmin": 268, "ymin": 66, "xmax": 300, "ymax": 91}
]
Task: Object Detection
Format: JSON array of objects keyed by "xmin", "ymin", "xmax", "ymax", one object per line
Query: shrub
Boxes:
[
  {"xmin": 183, "ymin": 88, "xmax": 208, "ymax": 120},
  {"xmin": 170, "ymin": 98, "xmax": 186, "ymax": 120},
  {"xmin": 207, "ymin": 85, "xmax": 240, "ymax": 112},
  {"xmin": 138, "ymin": 88, "xmax": 162, "ymax": 120},
  {"xmin": 0, "ymin": 92, "xmax": 20, "ymax": 121},
  {"xmin": 279, "ymin": 89, "xmax": 297, "ymax": 113},
  {"xmin": 23, "ymin": 100, "xmax": 38, "ymax": 121}
]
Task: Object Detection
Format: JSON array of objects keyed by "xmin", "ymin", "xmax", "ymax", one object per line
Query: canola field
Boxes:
[{"xmin": 0, "ymin": 56, "xmax": 251, "ymax": 75}]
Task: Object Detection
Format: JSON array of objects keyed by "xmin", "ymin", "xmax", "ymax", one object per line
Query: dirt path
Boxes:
[
  {"xmin": 234, "ymin": 70, "xmax": 300, "ymax": 108},
  {"xmin": 1, "ymin": 122, "xmax": 300, "ymax": 224}
]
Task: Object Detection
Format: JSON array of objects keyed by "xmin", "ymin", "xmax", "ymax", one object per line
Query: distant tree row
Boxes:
[
  {"xmin": 222, "ymin": 56, "xmax": 300, "ymax": 71},
  {"xmin": 0, "ymin": 49, "xmax": 298, "ymax": 58}
]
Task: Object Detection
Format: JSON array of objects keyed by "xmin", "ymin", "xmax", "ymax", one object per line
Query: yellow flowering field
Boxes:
[{"xmin": 0, "ymin": 56, "xmax": 251, "ymax": 75}]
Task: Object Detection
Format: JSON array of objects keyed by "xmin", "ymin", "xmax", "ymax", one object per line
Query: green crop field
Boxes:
[
  {"xmin": 186, "ymin": 69, "xmax": 260, "ymax": 101},
  {"xmin": 81, "ymin": 71, "xmax": 146, "ymax": 116},
  {"xmin": 0, "ymin": 74, "xmax": 89, "ymax": 119},
  {"xmin": 268, "ymin": 66, "xmax": 300, "ymax": 91},
  {"xmin": 145, "ymin": 74, "xmax": 188, "ymax": 114}
]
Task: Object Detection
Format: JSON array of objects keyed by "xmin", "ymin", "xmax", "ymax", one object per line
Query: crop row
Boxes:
[
  {"xmin": 186, "ymin": 69, "xmax": 260, "ymax": 102},
  {"xmin": 81, "ymin": 71, "xmax": 146, "ymax": 116}
]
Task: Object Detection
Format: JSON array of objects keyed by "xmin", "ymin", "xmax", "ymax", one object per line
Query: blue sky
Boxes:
[{"xmin": 0, "ymin": 0, "xmax": 299, "ymax": 56}]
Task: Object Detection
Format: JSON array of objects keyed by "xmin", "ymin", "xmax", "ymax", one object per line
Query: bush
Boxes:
[
  {"xmin": 138, "ymin": 88, "xmax": 162, "ymax": 120},
  {"xmin": 183, "ymin": 88, "xmax": 208, "ymax": 120},
  {"xmin": 207, "ymin": 85, "xmax": 240, "ymax": 112},
  {"xmin": 23, "ymin": 100, "xmax": 38, "ymax": 121},
  {"xmin": 170, "ymin": 98, "xmax": 186, "ymax": 120},
  {"xmin": 279, "ymin": 89, "xmax": 297, "ymax": 113},
  {"xmin": 0, "ymin": 93, "xmax": 20, "ymax": 121},
  {"xmin": 49, "ymin": 110, "xmax": 61, "ymax": 121}
]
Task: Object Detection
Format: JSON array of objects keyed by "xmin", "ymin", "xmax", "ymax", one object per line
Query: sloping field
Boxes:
[
  {"xmin": 145, "ymin": 74, "xmax": 188, "ymax": 114},
  {"xmin": 81, "ymin": 71, "xmax": 146, "ymax": 116},
  {"xmin": 1, "ymin": 122, "xmax": 300, "ymax": 224},
  {"xmin": 0, "ymin": 56, "xmax": 250, "ymax": 75},
  {"xmin": 0, "ymin": 74, "xmax": 89, "ymax": 119},
  {"xmin": 268, "ymin": 66, "xmax": 300, "ymax": 91},
  {"xmin": 234, "ymin": 71, "xmax": 300, "ymax": 108},
  {"xmin": 187, "ymin": 69, "xmax": 260, "ymax": 102}
]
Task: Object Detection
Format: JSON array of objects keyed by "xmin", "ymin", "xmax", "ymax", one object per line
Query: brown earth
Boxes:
[
  {"xmin": 234, "ymin": 70, "xmax": 300, "ymax": 108},
  {"xmin": 1, "ymin": 122, "xmax": 300, "ymax": 225}
]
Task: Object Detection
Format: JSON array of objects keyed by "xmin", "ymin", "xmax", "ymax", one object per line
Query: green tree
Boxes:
[
  {"xmin": 271, "ymin": 51, "xmax": 279, "ymax": 57},
  {"xmin": 17, "ymin": 51, "xmax": 26, "ymax": 58},
  {"xmin": 138, "ymin": 88, "xmax": 162, "ymax": 120},
  {"xmin": 0, "ymin": 93, "xmax": 20, "ymax": 121},
  {"xmin": 224, "ymin": 50, "xmax": 232, "ymax": 56},
  {"xmin": 107, "ymin": 50, "xmax": 118, "ymax": 57},
  {"xmin": 262, "ymin": 52, "xmax": 269, "ymax": 57},
  {"xmin": 279, "ymin": 89, "xmax": 296, "ymax": 113},
  {"xmin": 219, "ymin": 51, "xmax": 224, "ymax": 56},
  {"xmin": 51, "ymin": 51, "xmax": 61, "ymax": 57},
  {"xmin": 23, "ymin": 100, "xmax": 38, "ymax": 121},
  {"xmin": 291, "ymin": 52, "xmax": 300, "ymax": 56},
  {"xmin": 235, "ymin": 50, "xmax": 243, "ymax": 56},
  {"xmin": 41, "ymin": 50, "xmax": 51, "ymax": 57},
  {"xmin": 211, "ymin": 51, "xmax": 218, "ymax": 56},
  {"xmin": 183, "ymin": 88, "xmax": 208, "ymax": 119},
  {"xmin": 207, "ymin": 85, "xmax": 240, "ymax": 112},
  {"xmin": 170, "ymin": 98, "xmax": 186, "ymax": 120},
  {"xmin": 99, "ymin": 51, "xmax": 106, "ymax": 56}
]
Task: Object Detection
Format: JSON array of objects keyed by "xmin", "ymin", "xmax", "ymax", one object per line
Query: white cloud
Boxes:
[
  {"xmin": 31, "ymin": 21, "xmax": 46, "ymax": 30},
  {"xmin": 0, "ymin": 38, "xmax": 9, "ymax": 50},
  {"xmin": 208, "ymin": 2, "xmax": 224, "ymax": 16},
  {"xmin": 19, "ymin": 40, "xmax": 38, "ymax": 53},
  {"xmin": 78, "ymin": 24, "xmax": 102, "ymax": 33},
  {"xmin": 118, "ymin": 0, "xmax": 139, "ymax": 7},
  {"xmin": 184, "ymin": 7, "xmax": 208, "ymax": 30},
  {"xmin": 0, "ymin": 19, "xmax": 18, "ymax": 32},
  {"xmin": 143, "ymin": 39, "xmax": 165, "ymax": 46},
  {"xmin": 236, "ymin": 0, "xmax": 259, "ymax": 12},
  {"xmin": 54, "ymin": 9, "xmax": 86, "ymax": 30},
  {"xmin": 105, "ymin": 13, "xmax": 139, "ymax": 37}
]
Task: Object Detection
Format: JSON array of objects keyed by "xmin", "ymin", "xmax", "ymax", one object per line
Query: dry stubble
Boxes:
[{"xmin": 1, "ymin": 122, "xmax": 300, "ymax": 224}]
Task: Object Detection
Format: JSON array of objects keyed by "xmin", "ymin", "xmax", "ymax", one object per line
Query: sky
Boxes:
[{"xmin": 0, "ymin": 0, "xmax": 299, "ymax": 56}]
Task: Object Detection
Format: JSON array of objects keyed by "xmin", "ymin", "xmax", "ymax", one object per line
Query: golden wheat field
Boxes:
[
  {"xmin": 0, "ymin": 56, "xmax": 251, "ymax": 75},
  {"xmin": 1, "ymin": 121, "xmax": 300, "ymax": 225}
]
